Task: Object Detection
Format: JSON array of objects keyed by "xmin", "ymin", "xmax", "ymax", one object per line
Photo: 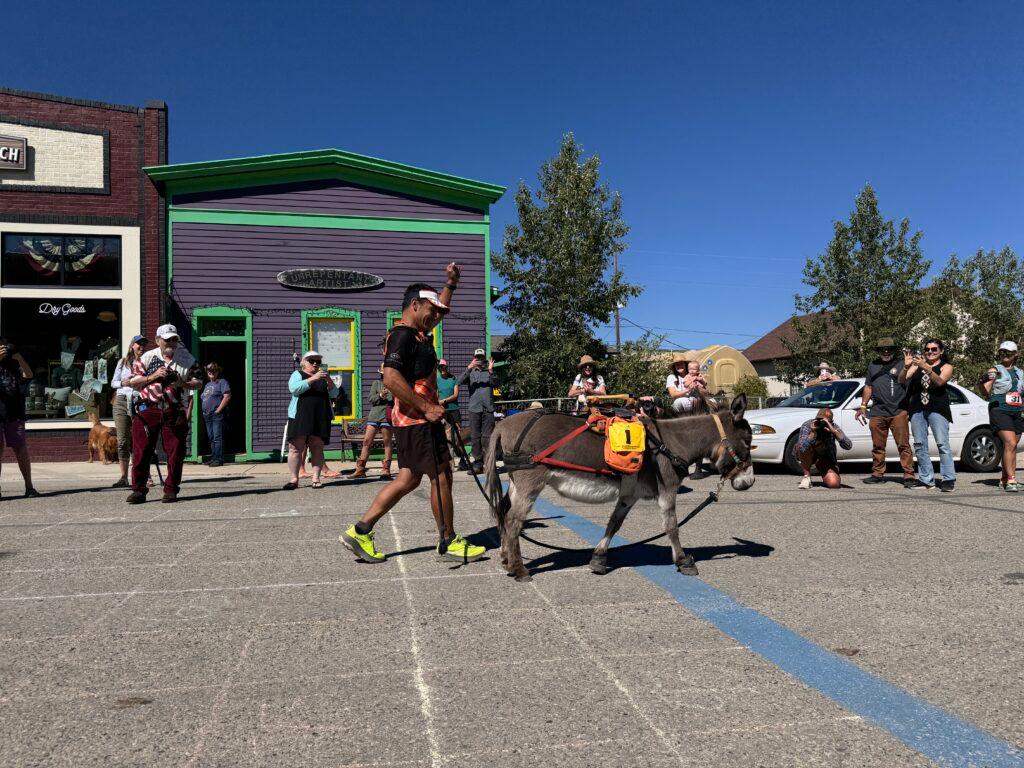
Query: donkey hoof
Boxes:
[
  {"xmin": 589, "ymin": 555, "xmax": 608, "ymax": 575},
  {"xmin": 514, "ymin": 570, "xmax": 532, "ymax": 583},
  {"xmin": 676, "ymin": 556, "xmax": 698, "ymax": 576}
]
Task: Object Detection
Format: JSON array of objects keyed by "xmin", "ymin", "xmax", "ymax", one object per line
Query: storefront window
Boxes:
[
  {"xmin": 2, "ymin": 234, "xmax": 121, "ymax": 288},
  {"xmin": 306, "ymin": 313, "xmax": 357, "ymax": 420},
  {"xmin": 0, "ymin": 298, "xmax": 121, "ymax": 421}
]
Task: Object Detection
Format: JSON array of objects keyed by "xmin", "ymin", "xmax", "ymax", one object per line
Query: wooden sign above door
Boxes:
[{"xmin": 276, "ymin": 268, "xmax": 385, "ymax": 292}]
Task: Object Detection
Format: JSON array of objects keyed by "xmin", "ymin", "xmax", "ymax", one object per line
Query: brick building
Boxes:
[{"xmin": 0, "ymin": 88, "xmax": 167, "ymax": 461}]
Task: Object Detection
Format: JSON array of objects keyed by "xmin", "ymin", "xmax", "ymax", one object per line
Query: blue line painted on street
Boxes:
[{"xmin": 530, "ymin": 494, "xmax": 1024, "ymax": 768}]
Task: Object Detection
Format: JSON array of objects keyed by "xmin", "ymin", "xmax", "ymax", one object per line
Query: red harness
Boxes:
[{"xmin": 531, "ymin": 413, "xmax": 617, "ymax": 476}]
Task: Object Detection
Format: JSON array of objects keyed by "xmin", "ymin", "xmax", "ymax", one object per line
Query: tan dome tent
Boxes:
[{"xmin": 686, "ymin": 345, "xmax": 757, "ymax": 393}]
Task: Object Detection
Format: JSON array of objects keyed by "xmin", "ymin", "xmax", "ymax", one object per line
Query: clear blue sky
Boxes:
[{"xmin": 7, "ymin": 1, "xmax": 1023, "ymax": 350}]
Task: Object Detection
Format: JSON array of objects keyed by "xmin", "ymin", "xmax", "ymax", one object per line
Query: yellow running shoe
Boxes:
[
  {"xmin": 439, "ymin": 534, "xmax": 486, "ymax": 563},
  {"xmin": 341, "ymin": 526, "xmax": 385, "ymax": 563}
]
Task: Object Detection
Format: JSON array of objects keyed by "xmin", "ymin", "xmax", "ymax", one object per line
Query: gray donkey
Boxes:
[{"xmin": 484, "ymin": 395, "xmax": 755, "ymax": 582}]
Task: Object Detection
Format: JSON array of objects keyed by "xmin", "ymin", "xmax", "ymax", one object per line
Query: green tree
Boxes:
[
  {"xmin": 921, "ymin": 246, "xmax": 1024, "ymax": 389},
  {"xmin": 731, "ymin": 374, "xmax": 769, "ymax": 407},
  {"xmin": 493, "ymin": 133, "xmax": 640, "ymax": 398},
  {"xmin": 604, "ymin": 333, "xmax": 668, "ymax": 398},
  {"xmin": 778, "ymin": 185, "xmax": 931, "ymax": 382}
]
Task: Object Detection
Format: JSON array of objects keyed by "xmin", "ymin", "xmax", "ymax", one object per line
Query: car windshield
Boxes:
[{"xmin": 777, "ymin": 381, "xmax": 859, "ymax": 408}]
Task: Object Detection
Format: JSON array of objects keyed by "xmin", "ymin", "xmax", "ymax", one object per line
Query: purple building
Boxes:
[{"xmin": 145, "ymin": 149, "xmax": 504, "ymax": 461}]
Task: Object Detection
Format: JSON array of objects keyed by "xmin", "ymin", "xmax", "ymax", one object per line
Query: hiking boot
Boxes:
[
  {"xmin": 438, "ymin": 534, "xmax": 486, "ymax": 562},
  {"xmin": 939, "ymin": 480, "xmax": 955, "ymax": 493},
  {"xmin": 862, "ymin": 475, "xmax": 885, "ymax": 484},
  {"xmin": 341, "ymin": 526, "xmax": 385, "ymax": 563},
  {"xmin": 111, "ymin": 477, "xmax": 130, "ymax": 489},
  {"xmin": 162, "ymin": 491, "xmax": 178, "ymax": 503},
  {"xmin": 798, "ymin": 476, "xmax": 811, "ymax": 490},
  {"xmin": 126, "ymin": 490, "xmax": 147, "ymax": 504},
  {"xmin": 909, "ymin": 480, "xmax": 935, "ymax": 490}
]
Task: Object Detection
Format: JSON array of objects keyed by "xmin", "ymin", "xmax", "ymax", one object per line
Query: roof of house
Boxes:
[
  {"xmin": 743, "ymin": 313, "xmax": 831, "ymax": 362},
  {"xmin": 145, "ymin": 148, "xmax": 506, "ymax": 210}
]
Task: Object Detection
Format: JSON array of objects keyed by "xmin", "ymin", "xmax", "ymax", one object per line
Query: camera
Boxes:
[
  {"xmin": 161, "ymin": 369, "xmax": 180, "ymax": 385},
  {"xmin": 639, "ymin": 398, "xmax": 658, "ymax": 417}
]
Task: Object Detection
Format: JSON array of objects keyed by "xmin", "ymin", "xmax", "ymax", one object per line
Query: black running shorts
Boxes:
[{"xmin": 395, "ymin": 421, "xmax": 450, "ymax": 476}]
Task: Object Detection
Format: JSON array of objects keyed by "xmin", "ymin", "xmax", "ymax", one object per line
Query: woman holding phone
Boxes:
[
  {"xmin": 283, "ymin": 350, "xmax": 339, "ymax": 490},
  {"xmin": 899, "ymin": 339, "xmax": 955, "ymax": 491},
  {"xmin": 980, "ymin": 341, "xmax": 1024, "ymax": 491}
]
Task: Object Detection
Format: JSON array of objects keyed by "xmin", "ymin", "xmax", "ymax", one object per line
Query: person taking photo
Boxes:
[
  {"xmin": 793, "ymin": 407, "xmax": 852, "ymax": 489},
  {"xmin": 340, "ymin": 264, "xmax": 485, "ymax": 564},
  {"xmin": 458, "ymin": 348, "xmax": 495, "ymax": 474},
  {"xmin": 899, "ymin": 339, "xmax": 956, "ymax": 492},
  {"xmin": 980, "ymin": 341, "xmax": 1024, "ymax": 492},
  {"xmin": 855, "ymin": 337, "xmax": 915, "ymax": 487},
  {"xmin": 125, "ymin": 324, "xmax": 202, "ymax": 504}
]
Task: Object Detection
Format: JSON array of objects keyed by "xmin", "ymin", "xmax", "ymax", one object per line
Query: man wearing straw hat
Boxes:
[{"xmin": 568, "ymin": 355, "xmax": 607, "ymax": 413}]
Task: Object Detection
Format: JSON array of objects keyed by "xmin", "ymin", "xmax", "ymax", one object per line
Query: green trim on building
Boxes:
[
  {"xmin": 301, "ymin": 307, "xmax": 362, "ymax": 423},
  {"xmin": 387, "ymin": 310, "xmax": 442, "ymax": 357},
  {"xmin": 189, "ymin": 306, "xmax": 254, "ymax": 462},
  {"xmin": 484, "ymin": 227, "xmax": 491, "ymax": 357},
  {"xmin": 168, "ymin": 207, "xmax": 490, "ymax": 234},
  {"xmin": 146, "ymin": 148, "xmax": 505, "ymax": 211}
]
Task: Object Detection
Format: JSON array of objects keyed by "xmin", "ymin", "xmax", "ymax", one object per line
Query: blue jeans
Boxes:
[
  {"xmin": 204, "ymin": 412, "xmax": 226, "ymax": 463},
  {"xmin": 910, "ymin": 410, "xmax": 955, "ymax": 485}
]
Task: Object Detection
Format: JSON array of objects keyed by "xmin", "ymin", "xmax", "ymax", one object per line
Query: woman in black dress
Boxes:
[{"xmin": 284, "ymin": 351, "xmax": 339, "ymax": 489}]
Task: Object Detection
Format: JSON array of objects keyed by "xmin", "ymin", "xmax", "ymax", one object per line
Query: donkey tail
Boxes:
[{"xmin": 485, "ymin": 425, "xmax": 509, "ymax": 530}]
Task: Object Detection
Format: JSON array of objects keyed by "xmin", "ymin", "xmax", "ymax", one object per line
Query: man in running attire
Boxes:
[{"xmin": 341, "ymin": 263, "xmax": 486, "ymax": 563}]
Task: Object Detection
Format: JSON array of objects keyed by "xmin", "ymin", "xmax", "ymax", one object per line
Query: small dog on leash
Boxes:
[{"xmin": 88, "ymin": 412, "xmax": 119, "ymax": 464}]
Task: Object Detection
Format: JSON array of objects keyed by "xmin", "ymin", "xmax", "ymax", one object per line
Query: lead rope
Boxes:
[{"xmin": 443, "ymin": 412, "xmax": 727, "ymax": 554}]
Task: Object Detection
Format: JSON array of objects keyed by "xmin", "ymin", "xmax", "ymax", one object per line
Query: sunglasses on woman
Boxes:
[{"xmin": 925, "ymin": 346, "xmax": 941, "ymax": 352}]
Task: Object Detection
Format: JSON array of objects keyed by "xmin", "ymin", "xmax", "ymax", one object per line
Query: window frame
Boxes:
[
  {"xmin": 1, "ymin": 232, "xmax": 123, "ymax": 289},
  {"xmin": 301, "ymin": 308, "xmax": 361, "ymax": 422}
]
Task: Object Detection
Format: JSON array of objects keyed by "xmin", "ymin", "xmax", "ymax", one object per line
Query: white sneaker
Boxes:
[{"xmin": 798, "ymin": 476, "xmax": 811, "ymax": 490}]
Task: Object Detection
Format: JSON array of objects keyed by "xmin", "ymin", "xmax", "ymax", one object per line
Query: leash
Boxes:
[{"xmin": 442, "ymin": 412, "xmax": 727, "ymax": 554}]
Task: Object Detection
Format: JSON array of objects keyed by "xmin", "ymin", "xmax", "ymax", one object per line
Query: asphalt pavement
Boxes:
[{"xmin": 0, "ymin": 459, "xmax": 1021, "ymax": 767}]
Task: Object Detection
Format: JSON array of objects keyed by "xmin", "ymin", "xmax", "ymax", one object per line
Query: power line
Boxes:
[{"xmin": 616, "ymin": 316, "xmax": 761, "ymax": 339}]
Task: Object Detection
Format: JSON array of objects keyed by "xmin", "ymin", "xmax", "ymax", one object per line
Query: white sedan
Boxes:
[{"xmin": 747, "ymin": 378, "xmax": 1009, "ymax": 474}]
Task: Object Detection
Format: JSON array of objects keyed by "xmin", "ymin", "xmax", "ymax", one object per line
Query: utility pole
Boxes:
[{"xmin": 614, "ymin": 251, "xmax": 621, "ymax": 352}]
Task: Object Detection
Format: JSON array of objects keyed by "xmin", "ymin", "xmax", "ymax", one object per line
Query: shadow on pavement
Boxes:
[{"xmin": 524, "ymin": 534, "xmax": 774, "ymax": 576}]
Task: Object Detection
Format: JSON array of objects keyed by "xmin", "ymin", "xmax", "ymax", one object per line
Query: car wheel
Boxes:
[
  {"xmin": 961, "ymin": 427, "xmax": 1000, "ymax": 472},
  {"xmin": 783, "ymin": 433, "xmax": 803, "ymax": 475}
]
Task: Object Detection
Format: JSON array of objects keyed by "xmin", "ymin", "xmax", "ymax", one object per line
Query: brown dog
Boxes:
[{"xmin": 88, "ymin": 412, "xmax": 119, "ymax": 464}]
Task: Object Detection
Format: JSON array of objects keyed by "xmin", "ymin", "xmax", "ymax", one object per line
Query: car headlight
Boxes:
[{"xmin": 750, "ymin": 424, "xmax": 776, "ymax": 435}]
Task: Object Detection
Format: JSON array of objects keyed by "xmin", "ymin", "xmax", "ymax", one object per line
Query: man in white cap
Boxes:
[
  {"xmin": 341, "ymin": 265, "xmax": 486, "ymax": 564},
  {"xmin": 125, "ymin": 324, "xmax": 201, "ymax": 503},
  {"xmin": 458, "ymin": 347, "xmax": 495, "ymax": 473}
]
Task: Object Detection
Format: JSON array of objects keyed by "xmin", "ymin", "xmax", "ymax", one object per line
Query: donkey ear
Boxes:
[{"xmin": 730, "ymin": 393, "xmax": 747, "ymax": 422}]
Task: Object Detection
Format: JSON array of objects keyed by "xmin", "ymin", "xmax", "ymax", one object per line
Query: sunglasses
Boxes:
[
  {"xmin": 877, "ymin": 347, "xmax": 895, "ymax": 353},
  {"xmin": 925, "ymin": 346, "xmax": 941, "ymax": 352}
]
